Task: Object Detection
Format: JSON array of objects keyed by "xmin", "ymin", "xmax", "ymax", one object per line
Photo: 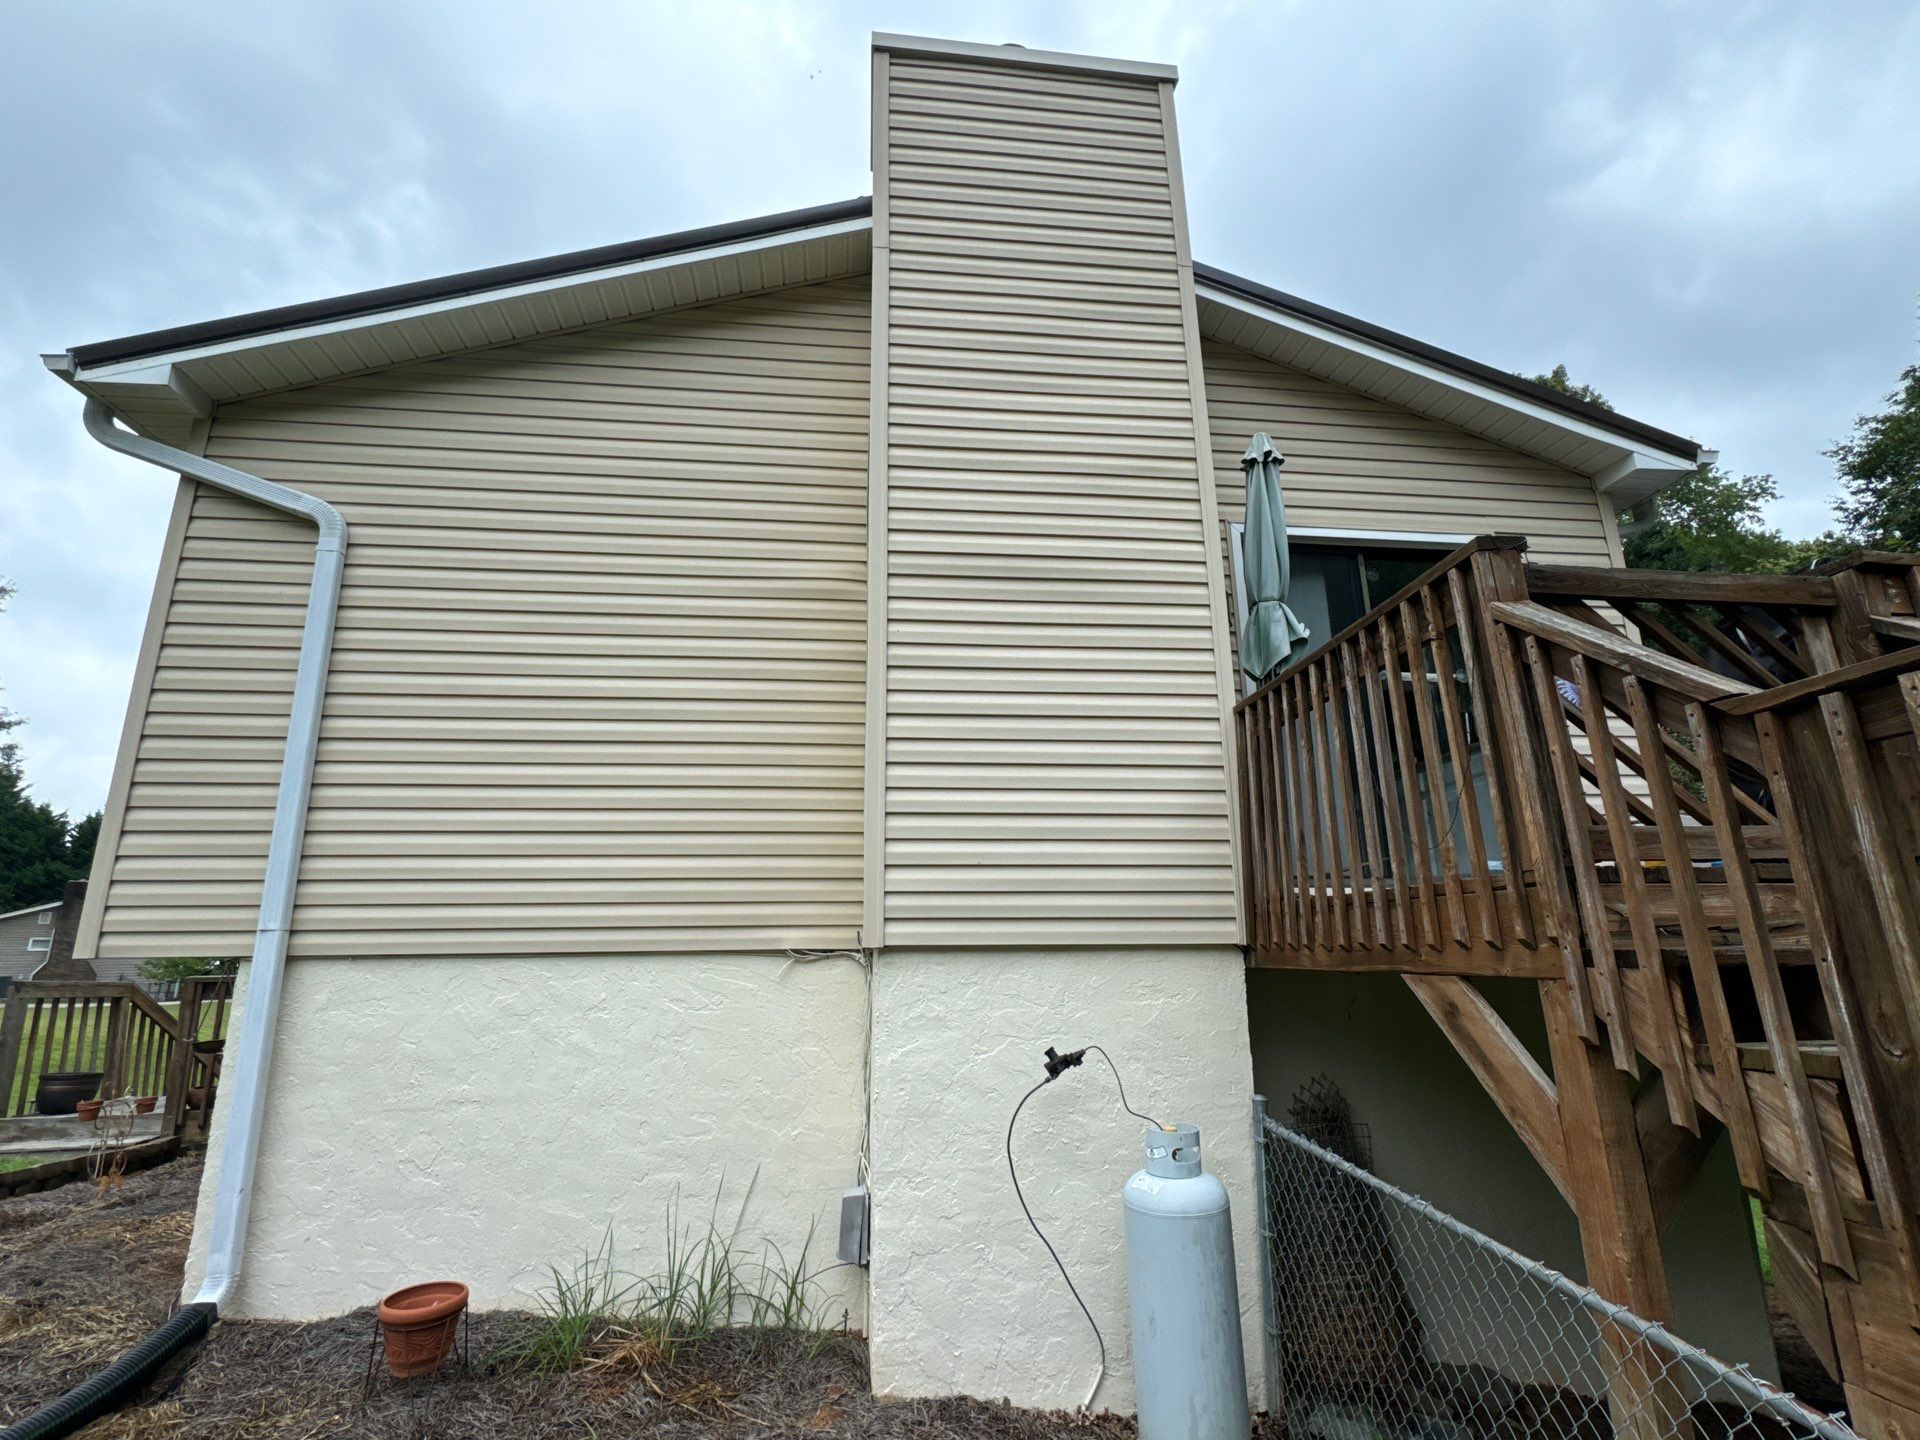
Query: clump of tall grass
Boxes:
[{"xmin": 499, "ymin": 1175, "xmax": 835, "ymax": 1376}]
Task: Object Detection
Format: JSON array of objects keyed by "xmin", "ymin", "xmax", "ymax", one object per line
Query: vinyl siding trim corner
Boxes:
[
  {"xmin": 76, "ymin": 452, "xmax": 201, "ymax": 960},
  {"xmin": 1159, "ymin": 82, "xmax": 1246, "ymax": 944},
  {"xmin": 863, "ymin": 45, "xmax": 893, "ymax": 946}
]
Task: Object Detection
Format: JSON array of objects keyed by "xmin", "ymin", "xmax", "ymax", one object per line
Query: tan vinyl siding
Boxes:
[
  {"xmin": 1203, "ymin": 338, "xmax": 1617, "ymax": 563},
  {"xmin": 873, "ymin": 52, "xmax": 1238, "ymax": 947},
  {"xmin": 95, "ymin": 277, "xmax": 870, "ymax": 960}
]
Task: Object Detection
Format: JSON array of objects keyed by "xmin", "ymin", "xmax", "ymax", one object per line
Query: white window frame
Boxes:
[{"xmin": 26, "ymin": 935, "xmax": 52, "ymax": 951}]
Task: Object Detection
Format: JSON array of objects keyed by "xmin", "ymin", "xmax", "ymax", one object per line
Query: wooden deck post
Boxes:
[
  {"xmin": 0, "ymin": 991, "xmax": 27, "ymax": 1117},
  {"xmin": 1540, "ymin": 978, "xmax": 1693, "ymax": 1440}
]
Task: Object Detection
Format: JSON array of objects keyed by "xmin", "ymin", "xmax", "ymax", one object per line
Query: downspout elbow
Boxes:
[{"xmin": 81, "ymin": 399, "xmax": 346, "ymax": 543}]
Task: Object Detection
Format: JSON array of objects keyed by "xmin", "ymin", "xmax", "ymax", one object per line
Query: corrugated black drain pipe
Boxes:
[{"xmin": 0, "ymin": 1303, "xmax": 216, "ymax": 1440}]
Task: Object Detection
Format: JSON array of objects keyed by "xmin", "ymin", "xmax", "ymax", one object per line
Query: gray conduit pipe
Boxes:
[{"xmin": 0, "ymin": 403, "xmax": 346, "ymax": 1440}]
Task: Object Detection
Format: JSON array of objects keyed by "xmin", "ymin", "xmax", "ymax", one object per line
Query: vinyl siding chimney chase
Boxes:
[{"xmin": 866, "ymin": 36, "xmax": 1241, "ymax": 947}]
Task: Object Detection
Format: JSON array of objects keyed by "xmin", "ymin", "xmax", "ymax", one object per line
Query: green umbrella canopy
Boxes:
[{"xmin": 1240, "ymin": 432, "xmax": 1312, "ymax": 684}]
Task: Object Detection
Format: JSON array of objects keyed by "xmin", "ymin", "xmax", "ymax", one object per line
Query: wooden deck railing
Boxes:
[
  {"xmin": 0, "ymin": 976, "xmax": 232, "ymax": 1135},
  {"xmin": 1238, "ymin": 537, "xmax": 1920, "ymax": 1431},
  {"xmin": 1236, "ymin": 537, "xmax": 1540, "ymax": 973},
  {"xmin": 1236, "ymin": 535, "xmax": 1920, "ymax": 1298}
]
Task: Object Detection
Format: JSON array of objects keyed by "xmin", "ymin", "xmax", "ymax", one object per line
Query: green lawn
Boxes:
[
  {"xmin": 3, "ymin": 999, "xmax": 225, "ymax": 1116},
  {"xmin": 0, "ymin": 1150, "xmax": 85, "ymax": 1176}
]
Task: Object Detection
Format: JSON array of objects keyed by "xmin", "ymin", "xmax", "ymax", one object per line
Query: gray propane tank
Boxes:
[{"xmin": 1123, "ymin": 1121, "xmax": 1248, "ymax": 1440}]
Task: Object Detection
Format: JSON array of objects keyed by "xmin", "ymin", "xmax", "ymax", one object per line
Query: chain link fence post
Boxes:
[{"xmin": 1252, "ymin": 1093, "xmax": 1283, "ymax": 1420}]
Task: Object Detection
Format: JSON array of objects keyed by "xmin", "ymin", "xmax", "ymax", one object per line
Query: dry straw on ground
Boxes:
[{"xmin": 1, "ymin": 1156, "xmax": 1171, "ymax": 1439}]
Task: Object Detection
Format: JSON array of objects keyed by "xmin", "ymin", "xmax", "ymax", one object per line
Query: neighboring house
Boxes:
[
  {"xmin": 0, "ymin": 901, "xmax": 60, "ymax": 986},
  {"xmin": 48, "ymin": 32, "xmax": 1830, "ymax": 1417},
  {"xmin": 0, "ymin": 884, "xmax": 95, "ymax": 990}
]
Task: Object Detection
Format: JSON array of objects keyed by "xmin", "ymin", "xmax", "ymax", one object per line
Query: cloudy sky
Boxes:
[{"xmin": 2, "ymin": 1, "xmax": 1917, "ymax": 819}]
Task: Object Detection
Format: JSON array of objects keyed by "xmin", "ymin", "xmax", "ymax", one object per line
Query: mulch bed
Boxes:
[{"xmin": 0, "ymin": 1155, "xmax": 1150, "ymax": 1439}]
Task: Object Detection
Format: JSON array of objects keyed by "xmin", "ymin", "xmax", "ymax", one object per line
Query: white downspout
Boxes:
[{"xmin": 80, "ymin": 398, "xmax": 346, "ymax": 1310}]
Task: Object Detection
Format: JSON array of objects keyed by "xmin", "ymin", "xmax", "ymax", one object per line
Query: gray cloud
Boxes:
[{"xmin": 2, "ymin": 0, "xmax": 1915, "ymax": 816}]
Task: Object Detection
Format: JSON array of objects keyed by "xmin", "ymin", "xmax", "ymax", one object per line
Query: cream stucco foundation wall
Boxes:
[
  {"xmin": 866, "ymin": 946, "xmax": 1266, "ymax": 1414},
  {"xmin": 184, "ymin": 955, "xmax": 869, "ymax": 1326}
]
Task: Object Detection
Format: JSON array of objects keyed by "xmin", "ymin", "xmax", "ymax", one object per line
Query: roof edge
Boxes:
[
  {"xmin": 1194, "ymin": 262, "xmax": 1700, "ymax": 464},
  {"xmin": 67, "ymin": 196, "xmax": 875, "ymax": 370},
  {"xmin": 872, "ymin": 32, "xmax": 1176, "ymax": 83}
]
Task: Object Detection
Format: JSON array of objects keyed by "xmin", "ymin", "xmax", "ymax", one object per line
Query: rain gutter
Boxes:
[{"xmin": 75, "ymin": 396, "xmax": 347, "ymax": 1310}]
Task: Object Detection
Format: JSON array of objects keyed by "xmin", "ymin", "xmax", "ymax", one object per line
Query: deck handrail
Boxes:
[
  {"xmin": 0, "ymin": 977, "xmax": 232, "ymax": 1133},
  {"xmin": 1236, "ymin": 537, "xmax": 1920, "ymax": 1312}
]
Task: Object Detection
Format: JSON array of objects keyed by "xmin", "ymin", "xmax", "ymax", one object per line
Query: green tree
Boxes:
[
  {"xmin": 1621, "ymin": 464, "xmax": 1807, "ymax": 574},
  {"xmin": 137, "ymin": 954, "xmax": 236, "ymax": 986},
  {"xmin": 0, "ymin": 754, "xmax": 76, "ymax": 913},
  {"xmin": 1830, "ymin": 363, "xmax": 1920, "ymax": 549},
  {"xmin": 67, "ymin": 810, "xmax": 101, "ymax": 878},
  {"xmin": 1528, "ymin": 362, "xmax": 1616, "ymax": 411},
  {"xmin": 0, "ymin": 579, "xmax": 102, "ymax": 910},
  {"xmin": 1525, "ymin": 366, "xmax": 1814, "ymax": 574}
]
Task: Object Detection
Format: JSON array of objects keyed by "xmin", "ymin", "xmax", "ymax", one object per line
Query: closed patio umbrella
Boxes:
[{"xmin": 1239, "ymin": 432, "xmax": 1311, "ymax": 685}]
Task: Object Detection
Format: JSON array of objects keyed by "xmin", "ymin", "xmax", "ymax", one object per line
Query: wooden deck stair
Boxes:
[{"xmin": 1235, "ymin": 539, "xmax": 1920, "ymax": 1437}]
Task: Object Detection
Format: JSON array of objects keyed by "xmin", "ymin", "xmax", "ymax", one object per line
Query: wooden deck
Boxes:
[{"xmin": 1236, "ymin": 537, "xmax": 1920, "ymax": 1437}]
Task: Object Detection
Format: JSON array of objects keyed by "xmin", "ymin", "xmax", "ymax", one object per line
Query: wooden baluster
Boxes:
[
  {"xmin": 1476, "ymin": 547, "xmax": 1594, "ymax": 1031},
  {"xmin": 1449, "ymin": 565, "xmax": 1529, "ymax": 947},
  {"xmin": 1359, "ymin": 624, "xmax": 1413, "ymax": 951},
  {"xmin": 1339, "ymin": 640, "xmax": 1390, "ymax": 947},
  {"xmin": 1692, "ymin": 702, "xmax": 1855, "ymax": 1274},
  {"xmin": 1625, "ymin": 678, "xmax": 1768, "ymax": 1191},
  {"xmin": 1237, "ymin": 703, "xmax": 1265, "ymax": 954},
  {"xmin": 1255, "ymin": 692, "xmax": 1281, "ymax": 952},
  {"xmin": 1308, "ymin": 665, "xmax": 1348, "ymax": 950},
  {"xmin": 1401, "ymin": 600, "xmax": 1470, "ymax": 946},
  {"xmin": 1425, "ymin": 584, "xmax": 1500, "ymax": 947},
  {"xmin": 52, "ymin": 993, "xmax": 78, "ymax": 1076},
  {"xmin": 1525, "ymin": 637, "xmax": 1636, "ymax": 1070},
  {"xmin": 1756, "ymin": 708, "xmax": 1920, "ymax": 1289},
  {"xmin": 1291, "ymin": 671, "xmax": 1326, "ymax": 951},
  {"xmin": 1255, "ymin": 693, "xmax": 1281, "ymax": 953},
  {"xmin": 1264, "ymin": 688, "xmax": 1294, "ymax": 951},
  {"xmin": 0, "ymin": 993, "xmax": 28, "ymax": 1118},
  {"xmin": 1323, "ymin": 658, "xmax": 1370, "ymax": 948},
  {"xmin": 15, "ymin": 997, "xmax": 47, "ymax": 1117},
  {"xmin": 1272, "ymin": 685, "xmax": 1297, "ymax": 950},
  {"xmin": 1381, "ymin": 613, "xmax": 1439, "ymax": 951},
  {"xmin": 1818, "ymin": 690, "xmax": 1920, "ymax": 1039},
  {"xmin": 1575, "ymin": 655, "xmax": 1696, "ymax": 1128},
  {"xmin": 1727, "ymin": 603, "xmax": 1811, "ymax": 680},
  {"xmin": 101, "ymin": 996, "xmax": 130, "ymax": 1102}
]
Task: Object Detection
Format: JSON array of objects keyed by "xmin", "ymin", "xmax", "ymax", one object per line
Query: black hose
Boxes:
[{"xmin": 0, "ymin": 1302, "xmax": 216, "ymax": 1440}]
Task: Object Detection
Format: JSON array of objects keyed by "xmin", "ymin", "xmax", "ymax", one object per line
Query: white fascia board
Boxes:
[
  {"xmin": 79, "ymin": 360, "xmax": 213, "ymax": 416},
  {"xmin": 0, "ymin": 900, "xmax": 61, "ymax": 922},
  {"xmin": 1197, "ymin": 282, "xmax": 1699, "ymax": 479},
  {"xmin": 68, "ymin": 215, "xmax": 874, "ymax": 385}
]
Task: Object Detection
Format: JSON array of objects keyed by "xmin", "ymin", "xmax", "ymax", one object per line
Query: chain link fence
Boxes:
[{"xmin": 1255, "ymin": 1099, "xmax": 1856, "ymax": 1440}]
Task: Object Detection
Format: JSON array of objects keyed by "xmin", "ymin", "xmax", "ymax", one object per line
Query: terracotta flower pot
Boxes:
[
  {"xmin": 75, "ymin": 1099, "xmax": 104, "ymax": 1123},
  {"xmin": 377, "ymin": 1281, "xmax": 468, "ymax": 1378},
  {"xmin": 134, "ymin": 1096, "xmax": 157, "ymax": 1115}
]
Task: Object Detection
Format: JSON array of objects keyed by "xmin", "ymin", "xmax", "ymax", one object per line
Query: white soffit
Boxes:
[
  {"xmin": 53, "ymin": 214, "xmax": 874, "ymax": 447},
  {"xmin": 1196, "ymin": 283, "xmax": 1698, "ymax": 508}
]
